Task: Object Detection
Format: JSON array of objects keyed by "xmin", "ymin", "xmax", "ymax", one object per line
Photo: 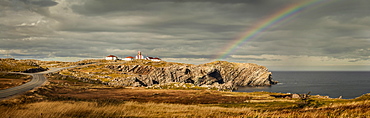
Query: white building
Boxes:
[
  {"xmin": 152, "ymin": 57, "xmax": 161, "ymax": 62},
  {"xmin": 135, "ymin": 51, "xmax": 145, "ymax": 59},
  {"xmin": 105, "ymin": 55, "xmax": 118, "ymax": 60},
  {"xmin": 146, "ymin": 57, "xmax": 161, "ymax": 62},
  {"xmin": 123, "ymin": 56, "xmax": 135, "ymax": 61},
  {"xmin": 118, "ymin": 51, "xmax": 162, "ymax": 61}
]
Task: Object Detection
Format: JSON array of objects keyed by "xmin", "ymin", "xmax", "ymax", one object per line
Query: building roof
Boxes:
[
  {"xmin": 125, "ymin": 56, "xmax": 135, "ymax": 58},
  {"xmin": 147, "ymin": 57, "xmax": 161, "ymax": 60},
  {"xmin": 106, "ymin": 55, "xmax": 117, "ymax": 57}
]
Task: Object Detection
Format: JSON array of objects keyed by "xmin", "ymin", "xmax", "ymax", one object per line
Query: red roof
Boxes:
[
  {"xmin": 153, "ymin": 57, "xmax": 161, "ymax": 60},
  {"xmin": 107, "ymin": 55, "xmax": 117, "ymax": 57},
  {"xmin": 125, "ymin": 56, "xmax": 135, "ymax": 58}
]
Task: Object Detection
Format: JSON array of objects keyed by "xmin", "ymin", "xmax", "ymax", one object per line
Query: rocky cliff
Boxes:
[{"xmin": 105, "ymin": 61, "xmax": 277, "ymax": 90}]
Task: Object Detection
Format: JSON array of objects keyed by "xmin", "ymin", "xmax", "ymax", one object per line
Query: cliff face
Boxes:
[{"xmin": 106, "ymin": 61, "xmax": 277, "ymax": 90}]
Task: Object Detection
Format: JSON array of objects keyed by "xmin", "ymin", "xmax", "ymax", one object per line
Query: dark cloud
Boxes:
[
  {"xmin": 0, "ymin": 0, "xmax": 57, "ymax": 17},
  {"xmin": 70, "ymin": 0, "xmax": 286, "ymax": 22},
  {"xmin": 20, "ymin": 0, "xmax": 58, "ymax": 7},
  {"xmin": 1, "ymin": 0, "xmax": 370, "ymax": 70}
]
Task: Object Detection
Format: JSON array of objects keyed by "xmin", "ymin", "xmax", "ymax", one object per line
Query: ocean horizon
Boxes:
[{"xmin": 235, "ymin": 71, "xmax": 370, "ymax": 99}]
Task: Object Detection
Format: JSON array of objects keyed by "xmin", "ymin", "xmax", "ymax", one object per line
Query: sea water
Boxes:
[{"xmin": 235, "ymin": 71, "xmax": 370, "ymax": 99}]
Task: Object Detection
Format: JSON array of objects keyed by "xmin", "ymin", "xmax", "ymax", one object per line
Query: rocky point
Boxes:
[{"xmin": 105, "ymin": 61, "xmax": 277, "ymax": 90}]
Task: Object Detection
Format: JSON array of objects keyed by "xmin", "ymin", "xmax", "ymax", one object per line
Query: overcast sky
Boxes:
[{"xmin": 1, "ymin": 0, "xmax": 369, "ymax": 71}]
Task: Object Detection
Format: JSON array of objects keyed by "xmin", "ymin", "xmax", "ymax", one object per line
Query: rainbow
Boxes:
[{"xmin": 216, "ymin": 0, "xmax": 330, "ymax": 60}]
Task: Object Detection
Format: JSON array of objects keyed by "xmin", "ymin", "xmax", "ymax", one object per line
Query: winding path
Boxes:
[{"xmin": 0, "ymin": 66, "xmax": 76, "ymax": 99}]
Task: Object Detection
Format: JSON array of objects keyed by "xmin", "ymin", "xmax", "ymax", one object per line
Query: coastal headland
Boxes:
[
  {"xmin": 59, "ymin": 59, "xmax": 277, "ymax": 91},
  {"xmin": 0, "ymin": 58, "xmax": 369, "ymax": 117}
]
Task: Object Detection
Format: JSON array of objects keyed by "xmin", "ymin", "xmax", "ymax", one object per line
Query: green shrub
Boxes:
[{"xmin": 294, "ymin": 92, "xmax": 324, "ymax": 108}]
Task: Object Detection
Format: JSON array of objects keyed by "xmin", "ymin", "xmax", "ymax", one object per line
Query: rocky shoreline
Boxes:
[{"xmin": 104, "ymin": 61, "xmax": 278, "ymax": 90}]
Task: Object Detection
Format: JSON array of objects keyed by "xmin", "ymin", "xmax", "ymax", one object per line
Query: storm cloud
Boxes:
[{"xmin": 1, "ymin": 0, "xmax": 370, "ymax": 70}]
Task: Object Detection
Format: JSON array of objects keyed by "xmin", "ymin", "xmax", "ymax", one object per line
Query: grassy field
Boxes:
[
  {"xmin": 1, "ymin": 100, "xmax": 369, "ymax": 118},
  {"xmin": 1, "ymin": 72, "xmax": 369, "ymax": 117},
  {"xmin": 58, "ymin": 59, "xmax": 194, "ymax": 83},
  {"xmin": 0, "ymin": 72, "xmax": 31, "ymax": 90},
  {"xmin": 0, "ymin": 58, "xmax": 40, "ymax": 72}
]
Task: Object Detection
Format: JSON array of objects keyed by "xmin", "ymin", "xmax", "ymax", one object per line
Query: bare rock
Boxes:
[
  {"xmin": 23, "ymin": 67, "xmax": 48, "ymax": 73},
  {"xmin": 106, "ymin": 61, "xmax": 277, "ymax": 90}
]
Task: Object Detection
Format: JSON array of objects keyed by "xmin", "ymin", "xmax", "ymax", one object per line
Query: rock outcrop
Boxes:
[
  {"xmin": 0, "ymin": 58, "xmax": 48, "ymax": 72},
  {"xmin": 105, "ymin": 61, "xmax": 277, "ymax": 90},
  {"xmin": 22, "ymin": 67, "xmax": 48, "ymax": 73}
]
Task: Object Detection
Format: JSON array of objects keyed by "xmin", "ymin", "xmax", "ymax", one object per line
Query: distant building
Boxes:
[
  {"xmin": 123, "ymin": 56, "xmax": 135, "ymax": 61},
  {"xmin": 152, "ymin": 57, "xmax": 161, "ymax": 62},
  {"xmin": 108, "ymin": 51, "xmax": 162, "ymax": 61},
  {"xmin": 135, "ymin": 51, "xmax": 145, "ymax": 59},
  {"xmin": 105, "ymin": 55, "xmax": 118, "ymax": 60},
  {"xmin": 146, "ymin": 57, "xmax": 161, "ymax": 62}
]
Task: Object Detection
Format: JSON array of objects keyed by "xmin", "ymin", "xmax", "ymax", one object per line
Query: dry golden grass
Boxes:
[
  {"xmin": 120, "ymin": 59, "xmax": 193, "ymax": 67},
  {"xmin": 59, "ymin": 64, "xmax": 121, "ymax": 82},
  {"xmin": 1, "ymin": 59, "xmax": 370, "ymax": 117},
  {"xmin": 58, "ymin": 59, "xmax": 193, "ymax": 82},
  {"xmin": 0, "ymin": 101, "xmax": 260, "ymax": 118},
  {"xmin": 2, "ymin": 81, "xmax": 368, "ymax": 118},
  {"xmin": 0, "ymin": 73, "xmax": 31, "ymax": 90},
  {"xmin": 0, "ymin": 59, "xmax": 40, "ymax": 72},
  {"xmin": 1, "ymin": 99, "xmax": 369, "ymax": 118}
]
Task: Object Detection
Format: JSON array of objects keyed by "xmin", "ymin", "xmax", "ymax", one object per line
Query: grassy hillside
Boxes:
[
  {"xmin": 0, "ymin": 58, "xmax": 107, "ymax": 72},
  {"xmin": 0, "ymin": 72, "xmax": 369, "ymax": 117},
  {"xmin": 0, "ymin": 72, "xmax": 31, "ymax": 90},
  {"xmin": 1, "ymin": 100, "xmax": 369, "ymax": 117},
  {"xmin": 1, "ymin": 59, "xmax": 369, "ymax": 117},
  {"xmin": 59, "ymin": 59, "xmax": 192, "ymax": 82},
  {"xmin": 0, "ymin": 58, "xmax": 40, "ymax": 72}
]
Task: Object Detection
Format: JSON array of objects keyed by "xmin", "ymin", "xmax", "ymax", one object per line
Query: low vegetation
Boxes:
[
  {"xmin": 0, "ymin": 58, "xmax": 40, "ymax": 72},
  {"xmin": 59, "ymin": 64, "xmax": 117, "ymax": 82},
  {"xmin": 0, "ymin": 72, "xmax": 32, "ymax": 90},
  {"xmin": 1, "ymin": 59, "xmax": 369, "ymax": 117},
  {"xmin": 118, "ymin": 59, "xmax": 192, "ymax": 67},
  {"xmin": 146, "ymin": 82, "xmax": 214, "ymax": 90},
  {"xmin": 1, "ymin": 70, "xmax": 369, "ymax": 117},
  {"xmin": 35, "ymin": 59, "xmax": 107, "ymax": 68},
  {"xmin": 58, "ymin": 59, "xmax": 192, "ymax": 83}
]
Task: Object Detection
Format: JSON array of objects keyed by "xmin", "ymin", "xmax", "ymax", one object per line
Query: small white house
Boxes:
[
  {"xmin": 123, "ymin": 56, "xmax": 135, "ymax": 61},
  {"xmin": 152, "ymin": 57, "xmax": 161, "ymax": 62},
  {"xmin": 105, "ymin": 55, "xmax": 118, "ymax": 60},
  {"xmin": 146, "ymin": 57, "xmax": 161, "ymax": 62}
]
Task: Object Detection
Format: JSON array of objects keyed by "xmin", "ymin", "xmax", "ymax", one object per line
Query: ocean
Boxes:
[{"xmin": 234, "ymin": 71, "xmax": 370, "ymax": 99}]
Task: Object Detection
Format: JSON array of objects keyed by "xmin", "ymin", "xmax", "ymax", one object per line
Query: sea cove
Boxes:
[{"xmin": 235, "ymin": 71, "xmax": 370, "ymax": 99}]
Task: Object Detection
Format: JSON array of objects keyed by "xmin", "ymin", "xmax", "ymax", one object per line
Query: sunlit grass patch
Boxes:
[
  {"xmin": 0, "ymin": 59, "xmax": 40, "ymax": 72},
  {"xmin": 146, "ymin": 82, "xmax": 213, "ymax": 90},
  {"xmin": 0, "ymin": 72, "xmax": 32, "ymax": 89}
]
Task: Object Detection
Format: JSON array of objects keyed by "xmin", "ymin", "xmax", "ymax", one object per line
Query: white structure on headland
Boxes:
[
  {"xmin": 105, "ymin": 55, "xmax": 118, "ymax": 60},
  {"xmin": 123, "ymin": 56, "xmax": 135, "ymax": 61},
  {"xmin": 104, "ymin": 51, "xmax": 162, "ymax": 61},
  {"xmin": 135, "ymin": 51, "xmax": 145, "ymax": 59},
  {"xmin": 146, "ymin": 57, "xmax": 161, "ymax": 62}
]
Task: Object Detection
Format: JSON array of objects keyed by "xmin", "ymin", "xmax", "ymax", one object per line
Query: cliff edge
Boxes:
[{"xmin": 105, "ymin": 61, "xmax": 277, "ymax": 90}]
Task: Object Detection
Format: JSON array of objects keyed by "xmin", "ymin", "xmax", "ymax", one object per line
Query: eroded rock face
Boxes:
[
  {"xmin": 106, "ymin": 61, "xmax": 277, "ymax": 90},
  {"xmin": 23, "ymin": 67, "xmax": 48, "ymax": 73}
]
